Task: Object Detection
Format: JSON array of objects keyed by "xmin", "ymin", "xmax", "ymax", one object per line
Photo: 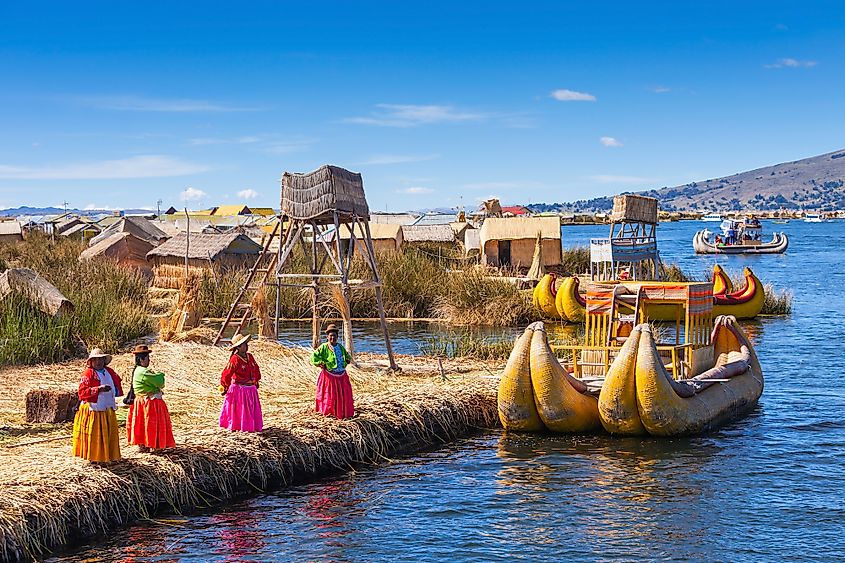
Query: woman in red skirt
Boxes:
[
  {"xmin": 127, "ymin": 345, "xmax": 176, "ymax": 451},
  {"xmin": 311, "ymin": 324, "xmax": 354, "ymax": 419}
]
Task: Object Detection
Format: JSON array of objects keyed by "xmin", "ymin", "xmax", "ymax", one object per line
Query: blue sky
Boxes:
[{"xmin": 0, "ymin": 1, "xmax": 843, "ymax": 212}]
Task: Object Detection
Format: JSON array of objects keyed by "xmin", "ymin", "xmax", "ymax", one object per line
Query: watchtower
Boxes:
[
  {"xmin": 590, "ymin": 194, "xmax": 662, "ymax": 281},
  {"xmin": 214, "ymin": 165, "xmax": 397, "ymax": 370}
]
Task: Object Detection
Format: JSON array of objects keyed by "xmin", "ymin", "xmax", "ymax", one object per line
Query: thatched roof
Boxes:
[
  {"xmin": 338, "ymin": 222, "xmax": 402, "ymax": 241},
  {"xmin": 60, "ymin": 222, "xmax": 100, "ymax": 238},
  {"xmin": 147, "ymin": 232, "xmax": 262, "ymax": 261},
  {"xmin": 479, "ymin": 217, "xmax": 560, "ymax": 244},
  {"xmin": 281, "ymin": 165, "xmax": 370, "ymax": 223},
  {"xmin": 401, "ymin": 224, "xmax": 456, "ymax": 243},
  {"xmin": 0, "ymin": 221, "xmax": 22, "ymax": 236},
  {"xmin": 89, "ymin": 216, "xmax": 168, "ymax": 247},
  {"xmin": 79, "ymin": 232, "xmax": 154, "ymax": 262}
]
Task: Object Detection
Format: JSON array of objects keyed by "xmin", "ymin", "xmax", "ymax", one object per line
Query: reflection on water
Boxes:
[{"xmin": 49, "ymin": 221, "xmax": 845, "ymax": 561}]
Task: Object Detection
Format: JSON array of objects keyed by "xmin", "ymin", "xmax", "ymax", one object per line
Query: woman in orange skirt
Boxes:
[
  {"xmin": 72, "ymin": 348, "xmax": 123, "ymax": 463},
  {"xmin": 126, "ymin": 345, "xmax": 175, "ymax": 451}
]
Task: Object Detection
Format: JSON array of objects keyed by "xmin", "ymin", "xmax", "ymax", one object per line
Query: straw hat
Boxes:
[
  {"xmin": 87, "ymin": 348, "xmax": 112, "ymax": 365},
  {"xmin": 229, "ymin": 333, "xmax": 252, "ymax": 350},
  {"xmin": 324, "ymin": 324, "xmax": 339, "ymax": 335},
  {"xmin": 131, "ymin": 344, "xmax": 152, "ymax": 355}
]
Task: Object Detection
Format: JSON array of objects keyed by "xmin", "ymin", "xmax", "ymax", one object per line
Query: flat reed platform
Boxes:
[{"xmin": 0, "ymin": 341, "xmax": 501, "ymax": 561}]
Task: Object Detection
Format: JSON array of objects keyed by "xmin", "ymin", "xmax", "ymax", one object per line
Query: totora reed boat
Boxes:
[{"xmin": 501, "ymin": 280, "xmax": 764, "ymax": 436}]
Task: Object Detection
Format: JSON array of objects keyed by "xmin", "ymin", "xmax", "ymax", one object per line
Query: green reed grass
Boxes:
[
  {"xmin": 559, "ymin": 245, "xmax": 590, "ymax": 275},
  {"xmin": 419, "ymin": 332, "xmax": 516, "ymax": 360},
  {"xmin": 762, "ymin": 283, "xmax": 793, "ymax": 315},
  {"xmin": 0, "ymin": 232, "xmax": 152, "ymax": 365}
]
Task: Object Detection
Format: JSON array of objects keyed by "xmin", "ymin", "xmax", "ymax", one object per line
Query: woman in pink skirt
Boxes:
[
  {"xmin": 311, "ymin": 324, "xmax": 354, "ymax": 419},
  {"xmin": 218, "ymin": 333, "xmax": 263, "ymax": 432}
]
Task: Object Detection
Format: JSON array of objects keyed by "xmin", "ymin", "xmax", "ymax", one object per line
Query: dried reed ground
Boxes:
[{"xmin": 0, "ymin": 340, "xmax": 502, "ymax": 561}]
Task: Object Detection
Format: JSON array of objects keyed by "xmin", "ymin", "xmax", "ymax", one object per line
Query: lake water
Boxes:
[{"xmin": 51, "ymin": 219, "xmax": 845, "ymax": 561}]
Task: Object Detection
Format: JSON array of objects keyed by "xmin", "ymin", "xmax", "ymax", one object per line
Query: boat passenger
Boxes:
[
  {"xmin": 127, "ymin": 345, "xmax": 175, "ymax": 451},
  {"xmin": 311, "ymin": 324, "xmax": 355, "ymax": 419},
  {"xmin": 218, "ymin": 333, "xmax": 263, "ymax": 432},
  {"xmin": 72, "ymin": 348, "xmax": 123, "ymax": 463}
]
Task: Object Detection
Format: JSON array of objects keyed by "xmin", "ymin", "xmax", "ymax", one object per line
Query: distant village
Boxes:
[{"xmin": 0, "ymin": 200, "xmax": 842, "ymax": 286}]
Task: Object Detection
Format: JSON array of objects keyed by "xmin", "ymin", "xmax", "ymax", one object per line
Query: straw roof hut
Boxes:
[
  {"xmin": 79, "ymin": 232, "xmax": 155, "ymax": 278},
  {"xmin": 147, "ymin": 232, "xmax": 263, "ymax": 289},
  {"xmin": 212, "ymin": 204, "xmax": 252, "ymax": 216},
  {"xmin": 0, "ymin": 221, "xmax": 23, "ymax": 244},
  {"xmin": 89, "ymin": 216, "xmax": 168, "ymax": 247},
  {"xmin": 337, "ymin": 222, "xmax": 403, "ymax": 254},
  {"xmin": 450, "ymin": 221, "xmax": 474, "ymax": 244},
  {"xmin": 401, "ymin": 224, "xmax": 456, "ymax": 249},
  {"xmin": 479, "ymin": 216, "xmax": 561, "ymax": 268},
  {"xmin": 281, "ymin": 165, "xmax": 370, "ymax": 224},
  {"xmin": 59, "ymin": 222, "xmax": 101, "ymax": 243}
]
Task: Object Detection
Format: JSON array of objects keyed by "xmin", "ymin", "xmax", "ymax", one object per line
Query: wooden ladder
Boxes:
[
  {"xmin": 213, "ymin": 220, "xmax": 281, "ymax": 346},
  {"xmin": 606, "ymin": 285, "xmax": 644, "ymax": 346}
]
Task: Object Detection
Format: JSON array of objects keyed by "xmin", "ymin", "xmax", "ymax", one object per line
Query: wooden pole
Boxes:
[
  {"xmin": 183, "ymin": 208, "xmax": 190, "ymax": 278},
  {"xmin": 310, "ymin": 220, "xmax": 320, "ymax": 349},
  {"xmin": 333, "ymin": 212, "xmax": 354, "ymax": 361},
  {"xmin": 362, "ymin": 219, "xmax": 398, "ymax": 371}
]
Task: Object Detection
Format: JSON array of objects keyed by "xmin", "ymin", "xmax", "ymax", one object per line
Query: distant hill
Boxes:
[
  {"xmin": 528, "ymin": 149, "xmax": 845, "ymax": 214},
  {"xmin": 0, "ymin": 206, "xmax": 154, "ymax": 217}
]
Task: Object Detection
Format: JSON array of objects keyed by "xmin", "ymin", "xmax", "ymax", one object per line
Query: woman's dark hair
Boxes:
[{"xmin": 134, "ymin": 352, "xmax": 150, "ymax": 365}]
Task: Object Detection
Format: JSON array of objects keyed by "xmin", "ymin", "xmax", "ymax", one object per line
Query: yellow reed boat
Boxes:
[
  {"xmin": 497, "ymin": 322, "xmax": 600, "ymax": 432},
  {"xmin": 502, "ymin": 278, "xmax": 763, "ymax": 436}
]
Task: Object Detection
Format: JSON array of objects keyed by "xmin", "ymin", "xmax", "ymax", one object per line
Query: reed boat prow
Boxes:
[{"xmin": 634, "ymin": 316, "xmax": 763, "ymax": 436}]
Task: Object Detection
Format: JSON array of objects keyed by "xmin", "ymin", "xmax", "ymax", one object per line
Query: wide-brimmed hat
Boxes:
[
  {"xmin": 131, "ymin": 344, "xmax": 152, "ymax": 355},
  {"xmin": 324, "ymin": 324, "xmax": 340, "ymax": 335},
  {"xmin": 229, "ymin": 333, "xmax": 252, "ymax": 350},
  {"xmin": 87, "ymin": 348, "xmax": 112, "ymax": 365}
]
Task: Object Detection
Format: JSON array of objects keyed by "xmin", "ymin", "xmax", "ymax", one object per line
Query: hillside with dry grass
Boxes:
[{"xmin": 531, "ymin": 148, "xmax": 845, "ymax": 213}]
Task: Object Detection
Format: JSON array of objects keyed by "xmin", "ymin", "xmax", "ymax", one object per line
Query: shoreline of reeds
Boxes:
[{"xmin": 0, "ymin": 342, "xmax": 498, "ymax": 560}]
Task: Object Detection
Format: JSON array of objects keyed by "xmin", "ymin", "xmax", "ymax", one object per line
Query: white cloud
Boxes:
[
  {"xmin": 650, "ymin": 86, "xmax": 671, "ymax": 93},
  {"xmin": 83, "ymin": 203, "xmax": 118, "ymax": 210},
  {"xmin": 180, "ymin": 187, "xmax": 207, "ymax": 201},
  {"xmin": 189, "ymin": 136, "xmax": 262, "ymax": 146},
  {"xmin": 78, "ymin": 95, "xmax": 261, "ymax": 112},
  {"xmin": 398, "ymin": 187, "xmax": 433, "ymax": 195},
  {"xmin": 359, "ymin": 154, "xmax": 439, "ymax": 165},
  {"xmin": 344, "ymin": 104, "xmax": 486, "ymax": 127},
  {"xmin": 588, "ymin": 175, "xmax": 658, "ymax": 184},
  {"xmin": 550, "ymin": 89, "xmax": 596, "ymax": 102},
  {"xmin": 600, "ymin": 136, "xmax": 623, "ymax": 147},
  {"xmin": 237, "ymin": 189, "xmax": 259, "ymax": 200},
  {"xmin": 0, "ymin": 155, "xmax": 209, "ymax": 180},
  {"xmin": 764, "ymin": 58, "xmax": 817, "ymax": 69}
]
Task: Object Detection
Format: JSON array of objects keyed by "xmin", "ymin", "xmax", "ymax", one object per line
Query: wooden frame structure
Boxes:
[
  {"xmin": 214, "ymin": 165, "xmax": 398, "ymax": 370},
  {"xmin": 590, "ymin": 195, "xmax": 662, "ymax": 281}
]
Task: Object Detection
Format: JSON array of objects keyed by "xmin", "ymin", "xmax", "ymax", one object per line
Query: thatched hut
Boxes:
[
  {"xmin": 401, "ymin": 224, "xmax": 456, "ymax": 250},
  {"xmin": 450, "ymin": 221, "xmax": 474, "ymax": 244},
  {"xmin": 79, "ymin": 232, "xmax": 155, "ymax": 278},
  {"xmin": 0, "ymin": 221, "xmax": 23, "ymax": 244},
  {"xmin": 479, "ymin": 216, "xmax": 561, "ymax": 268},
  {"xmin": 338, "ymin": 222, "xmax": 403, "ymax": 254},
  {"xmin": 89, "ymin": 216, "xmax": 168, "ymax": 247},
  {"xmin": 59, "ymin": 221, "xmax": 101, "ymax": 243},
  {"xmin": 146, "ymin": 232, "xmax": 263, "ymax": 289}
]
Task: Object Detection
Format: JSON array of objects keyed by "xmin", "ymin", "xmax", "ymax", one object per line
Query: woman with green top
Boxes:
[
  {"xmin": 126, "ymin": 344, "xmax": 175, "ymax": 451},
  {"xmin": 311, "ymin": 324, "xmax": 354, "ymax": 419}
]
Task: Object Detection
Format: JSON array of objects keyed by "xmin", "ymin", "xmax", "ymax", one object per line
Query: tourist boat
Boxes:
[
  {"xmin": 701, "ymin": 213, "xmax": 723, "ymax": 222},
  {"xmin": 772, "ymin": 219, "xmax": 790, "ymax": 224},
  {"xmin": 804, "ymin": 213, "xmax": 824, "ymax": 223},
  {"xmin": 693, "ymin": 217, "xmax": 788, "ymax": 254},
  {"xmin": 503, "ymin": 280, "xmax": 762, "ymax": 435}
]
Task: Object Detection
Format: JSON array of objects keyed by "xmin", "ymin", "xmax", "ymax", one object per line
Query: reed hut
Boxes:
[
  {"xmin": 59, "ymin": 221, "xmax": 101, "ymax": 243},
  {"xmin": 0, "ymin": 221, "xmax": 23, "ymax": 244},
  {"xmin": 401, "ymin": 224, "xmax": 456, "ymax": 249},
  {"xmin": 479, "ymin": 216, "xmax": 561, "ymax": 268},
  {"xmin": 338, "ymin": 222, "xmax": 403, "ymax": 254},
  {"xmin": 146, "ymin": 232, "xmax": 263, "ymax": 289},
  {"xmin": 79, "ymin": 232, "xmax": 155, "ymax": 278},
  {"xmin": 89, "ymin": 216, "xmax": 169, "ymax": 247},
  {"xmin": 450, "ymin": 221, "xmax": 474, "ymax": 244}
]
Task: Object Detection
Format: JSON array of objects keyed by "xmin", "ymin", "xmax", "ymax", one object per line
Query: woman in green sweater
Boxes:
[{"xmin": 126, "ymin": 345, "xmax": 176, "ymax": 451}]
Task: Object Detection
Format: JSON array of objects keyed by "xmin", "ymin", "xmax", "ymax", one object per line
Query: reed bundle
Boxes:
[
  {"xmin": 0, "ymin": 341, "xmax": 499, "ymax": 560},
  {"xmin": 159, "ymin": 273, "xmax": 201, "ymax": 342}
]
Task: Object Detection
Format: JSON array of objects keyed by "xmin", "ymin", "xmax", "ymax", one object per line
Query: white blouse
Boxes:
[{"xmin": 89, "ymin": 368, "xmax": 117, "ymax": 412}]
